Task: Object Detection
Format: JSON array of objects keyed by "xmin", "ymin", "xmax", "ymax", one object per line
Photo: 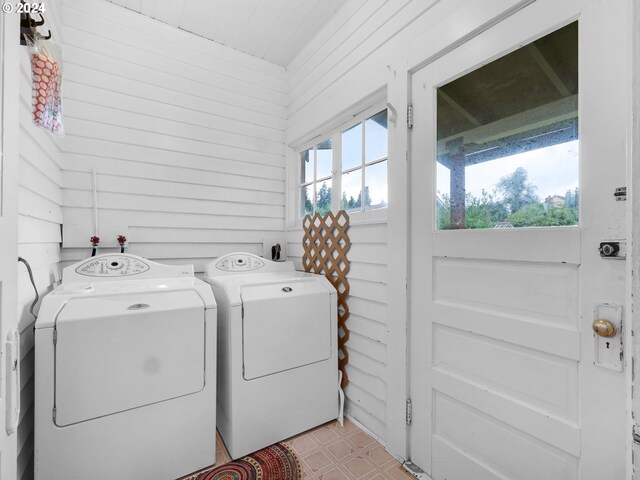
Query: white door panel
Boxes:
[{"xmin": 409, "ymin": 1, "xmax": 630, "ymax": 479}]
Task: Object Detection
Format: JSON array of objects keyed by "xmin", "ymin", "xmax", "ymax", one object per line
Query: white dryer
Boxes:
[
  {"xmin": 204, "ymin": 252, "xmax": 338, "ymax": 459},
  {"xmin": 35, "ymin": 254, "xmax": 217, "ymax": 480}
]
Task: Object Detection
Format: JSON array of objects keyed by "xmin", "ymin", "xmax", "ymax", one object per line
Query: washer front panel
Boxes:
[
  {"xmin": 75, "ymin": 255, "xmax": 150, "ymax": 277},
  {"xmin": 54, "ymin": 290, "xmax": 205, "ymax": 426}
]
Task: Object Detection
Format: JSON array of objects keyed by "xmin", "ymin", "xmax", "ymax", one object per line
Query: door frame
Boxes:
[
  {"xmin": 629, "ymin": 1, "xmax": 640, "ymax": 477},
  {"xmin": 0, "ymin": 10, "xmax": 21, "ymax": 480},
  {"xmin": 399, "ymin": 0, "xmax": 636, "ymax": 477}
]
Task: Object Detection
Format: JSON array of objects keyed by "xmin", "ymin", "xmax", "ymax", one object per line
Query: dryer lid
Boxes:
[{"xmin": 54, "ymin": 290, "xmax": 206, "ymax": 426}]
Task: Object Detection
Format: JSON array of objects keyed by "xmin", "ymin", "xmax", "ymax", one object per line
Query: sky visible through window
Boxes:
[
  {"xmin": 435, "ymin": 139, "xmax": 579, "ymax": 229},
  {"xmin": 302, "ymin": 110, "xmax": 388, "ymax": 216},
  {"xmin": 341, "ymin": 114, "xmax": 388, "ymax": 209},
  {"xmin": 437, "ymin": 140, "xmax": 578, "ymax": 207}
]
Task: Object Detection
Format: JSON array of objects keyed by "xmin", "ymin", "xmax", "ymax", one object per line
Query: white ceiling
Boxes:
[{"xmin": 106, "ymin": 0, "xmax": 343, "ymax": 67}]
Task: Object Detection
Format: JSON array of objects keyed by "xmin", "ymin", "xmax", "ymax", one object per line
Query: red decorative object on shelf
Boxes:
[
  {"xmin": 90, "ymin": 236, "xmax": 100, "ymax": 257},
  {"xmin": 117, "ymin": 235, "xmax": 127, "ymax": 253}
]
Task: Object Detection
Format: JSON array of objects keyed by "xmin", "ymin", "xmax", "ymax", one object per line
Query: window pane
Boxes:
[
  {"xmin": 364, "ymin": 161, "xmax": 388, "ymax": 210},
  {"xmin": 316, "ymin": 179, "xmax": 332, "ymax": 215},
  {"xmin": 342, "ymin": 123, "xmax": 362, "ymax": 171},
  {"xmin": 341, "ymin": 169, "xmax": 362, "ymax": 212},
  {"xmin": 435, "ymin": 22, "xmax": 578, "ymax": 230},
  {"xmin": 301, "ymin": 184, "xmax": 313, "ymax": 217},
  {"xmin": 301, "ymin": 148, "xmax": 313, "ymax": 184},
  {"xmin": 317, "ymin": 139, "xmax": 333, "ymax": 179},
  {"xmin": 365, "ymin": 110, "xmax": 388, "ymax": 163}
]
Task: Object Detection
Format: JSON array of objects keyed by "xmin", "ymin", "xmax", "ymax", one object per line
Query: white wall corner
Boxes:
[{"xmin": 385, "ymin": 66, "xmax": 410, "ymax": 461}]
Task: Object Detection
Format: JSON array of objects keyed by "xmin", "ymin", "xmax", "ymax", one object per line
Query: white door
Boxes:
[
  {"xmin": 409, "ymin": 1, "xmax": 630, "ymax": 479},
  {"xmin": 0, "ymin": 12, "xmax": 20, "ymax": 480}
]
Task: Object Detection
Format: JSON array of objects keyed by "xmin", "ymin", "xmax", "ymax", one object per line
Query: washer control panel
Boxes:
[
  {"xmin": 75, "ymin": 255, "xmax": 150, "ymax": 277},
  {"xmin": 215, "ymin": 254, "xmax": 265, "ymax": 272}
]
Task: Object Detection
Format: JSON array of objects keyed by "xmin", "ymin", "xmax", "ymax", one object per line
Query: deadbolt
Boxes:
[{"xmin": 593, "ymin": 319, "xmax": 617, "ymax": 337}]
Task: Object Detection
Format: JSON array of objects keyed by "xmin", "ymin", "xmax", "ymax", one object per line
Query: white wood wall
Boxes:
[
  {"xmin": 60, "ymin": 0, "xmax": 287, "ymax": 271},
  {"xmin": 284, "ymin": 0, "xmax": 444, "ymax": 446},
  {"xmin": 284, "ymin": 0, "xmax": 531, "ymax": 452},
  {"xmin": 287, "ymin": 222, "xmax": 389, "ymax": 439},
  {"xmin": 16, "ymin": 2, "xmax": 65, "ymax": 478}
]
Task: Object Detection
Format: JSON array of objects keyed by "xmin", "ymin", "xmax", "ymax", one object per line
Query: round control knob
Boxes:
[{"xmin": 593, "ymin": 319, "xmax": 616, "ymax": 337}]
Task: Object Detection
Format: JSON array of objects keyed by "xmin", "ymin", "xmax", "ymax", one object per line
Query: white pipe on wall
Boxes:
[{"xmin": 92, "ymin": 168, "xmax": 99, "ymax": 236}]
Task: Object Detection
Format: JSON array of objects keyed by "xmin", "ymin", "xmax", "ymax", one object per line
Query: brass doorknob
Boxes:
[{"xmin": 593, "ymin": 319, "xmax": 617, "ymax": 337}]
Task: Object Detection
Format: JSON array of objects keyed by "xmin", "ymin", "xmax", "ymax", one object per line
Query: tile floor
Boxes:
[{"xmin": 215, "ymin": 418, "xmax": 413, "ymax": 480}]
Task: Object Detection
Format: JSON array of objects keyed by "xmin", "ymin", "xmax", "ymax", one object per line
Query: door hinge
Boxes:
[
  {"xmin": 407, "ymin": 104, "xmax": 413, "ymax": 129},
  {"xmin": 615, "ymin": 186, "xmax": 627, "ymax": 201},
  {"xmin": 634, "ymin": 425, "xmax": 640, "ymax": 445},
  {"xmin": 52, "ymin": 406, "xmax": 56, "ymax": 423},
  {"xmin": 52, "ymin": 328, "xmax": 57, "ymax": 345},
  {"xmin": 406, "ymin": 399, "xmax": 412, "ymax": 425},
  {"xmin": 241, "ymin": 305, "xmax": 244, "ymax": 319}
]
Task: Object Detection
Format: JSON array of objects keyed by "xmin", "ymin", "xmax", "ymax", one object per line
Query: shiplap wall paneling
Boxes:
[
  {"xmin": 287, "ymin": 223, "xmax": 388, "ymax": 439},
  {"xmin": 285, "ymin": 0, "xmax": 534, "ymax": 456},
  {"xmin": 284, "ymin": 0, "xmax": 432, "ymax": 447},
  {"xmin": 61, "ymin": 0, "xmax": 287, "ymax": 271},
  {"xmin": 17, "ymin": 1, "xmax": 65, "ymax": 478}
]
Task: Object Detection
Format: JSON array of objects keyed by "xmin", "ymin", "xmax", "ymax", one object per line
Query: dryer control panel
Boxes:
[
  {"xmin": 215, "ymin": 254, "xmax": 265, "ymax": 272},
  {"xmin": 207, "ymin": 252, "xmax": 294, "ymax": 277},
  {"xmin": 75, "ymin": 255, "xmax": 150, "ymax": 277}
]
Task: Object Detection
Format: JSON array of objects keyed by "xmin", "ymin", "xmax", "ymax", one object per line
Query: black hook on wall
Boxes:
[{"xmin": 19, "ymin": 2, "xmax": 52, "ymax": 46}]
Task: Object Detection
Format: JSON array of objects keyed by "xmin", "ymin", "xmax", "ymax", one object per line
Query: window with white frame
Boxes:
[
  {"xmin": 299, "ymin": 108, "xmax": 388, "ymax": 217},
  {"xmin": 300, "ymin": 140, "xmax": 333, "ymax": 216}
]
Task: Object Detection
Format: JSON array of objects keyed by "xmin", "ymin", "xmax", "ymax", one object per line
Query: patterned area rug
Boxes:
[{"xmin": 182, "ymin": 443, "xmax": 301, "ymax": 480}]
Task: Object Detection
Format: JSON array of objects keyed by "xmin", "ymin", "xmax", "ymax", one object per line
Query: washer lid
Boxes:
[
  {"xmin": 241, "ymin": 279, "xmax": 332, "ymax": 380},
  {"xmin": 54, "ymin": 290, "xmax": 205, "ymax": 426}
]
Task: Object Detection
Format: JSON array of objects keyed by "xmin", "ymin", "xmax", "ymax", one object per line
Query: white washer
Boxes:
[
  {"xmin": 204, "ymin": 252, "xmax": 338, "ymax": 459},
  {"xmin": 34, "ymin": 254, "xmax": 217, "ymax": 480}
]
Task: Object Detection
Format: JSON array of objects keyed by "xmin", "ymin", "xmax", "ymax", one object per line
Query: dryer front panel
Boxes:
[
  {"xmin": 241, "ymin": 280, "xmax": 332, "ymax": 380},
  {"xmin": 54, "ymin": 290, "xmax": 205, "ymax": 426}
]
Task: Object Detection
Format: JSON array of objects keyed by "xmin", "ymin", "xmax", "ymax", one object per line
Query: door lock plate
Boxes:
[
  {"xmin": 593, "ymin": 304, "xmax": 623, "ymax": 371},
  {"xmin": 599, "ymin": 241, "xmax": 626, "ymax": 259}
]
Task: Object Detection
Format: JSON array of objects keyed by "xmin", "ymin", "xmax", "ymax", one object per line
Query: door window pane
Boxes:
[
  {"xmin": 341, "ymin": 170, "xmax": 361, "ymax": 212},
  {"xmin": 342, "ymin": 123, "xmax": 362, "ymax": 171},
  {"xmin": 316, "ymin": 140, "xmax": 333, "ymax": 179},
  {"xmin": 365, "ymin": 111, "xmax": 388, "ymax": 162},
  {"xmin": 316, "ymin": 179, "xmax": 332, "ymax": 215},
  {"xmin": 436, "ymin": 22, "xmax": 579, "ymax": 230},
  {"xmin": 365, "ymin": 161, "xmax": 388, "ymax": 210}
]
